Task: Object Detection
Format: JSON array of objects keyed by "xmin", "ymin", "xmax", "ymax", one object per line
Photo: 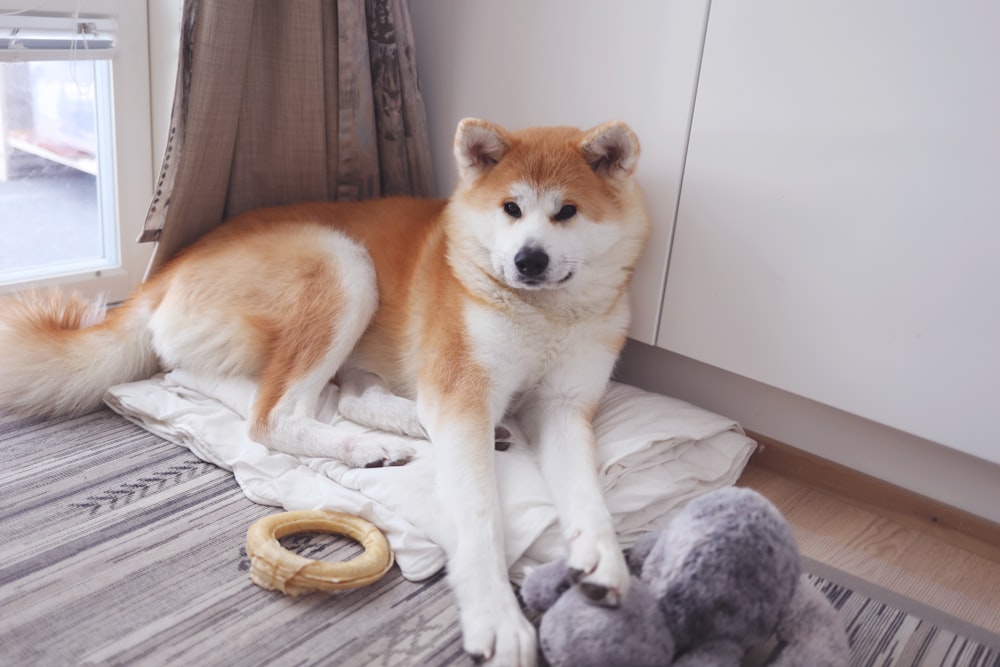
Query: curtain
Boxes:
[{"xmin": 140, "ymin": 0, "xmax": 434, "ymax": 274}]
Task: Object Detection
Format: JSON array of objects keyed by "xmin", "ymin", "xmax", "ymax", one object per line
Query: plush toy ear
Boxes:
[
  {"xmin": 454, "ymin": 118, "xmax": 511, "ymax": 183},
  {"xmin": 521, "ymin": 559, "xmax": 572, "ymax": 613},
  {"xmin": 579, "ymin": 121, "xmax": 640, "ymax": 179},
  {"xmin": 627, "ymin": 532, "xmax": 660, "ymax": 577}
]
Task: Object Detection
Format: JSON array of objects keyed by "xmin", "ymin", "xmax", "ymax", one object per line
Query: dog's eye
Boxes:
[
  {"xmin": 553, "ymin": 204, "xmax": 577, "ymax": 222},
  {"xmin": 503, "ymin": 202, "xmax": 522, "ymax": 218}
]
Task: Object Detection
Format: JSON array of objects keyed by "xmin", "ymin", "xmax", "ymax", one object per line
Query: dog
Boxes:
[{"xmin": 0, "ymin": 118, "xmax": 650, "ymax": 666}]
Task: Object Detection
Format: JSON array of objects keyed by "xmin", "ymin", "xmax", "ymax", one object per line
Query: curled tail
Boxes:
[{"xmin": 0, "ymin": 289, "xmax": 159, "ymax": 416}]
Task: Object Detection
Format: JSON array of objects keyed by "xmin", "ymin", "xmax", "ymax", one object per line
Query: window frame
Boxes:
[{"xmin": 0, "ymin": 0, "xmax": 154, "ymax": 302}]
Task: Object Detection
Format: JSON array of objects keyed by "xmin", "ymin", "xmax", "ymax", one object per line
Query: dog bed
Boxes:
[{"xmin": 104, "ymin": 372, "xmax": 756, "ymax": 582}]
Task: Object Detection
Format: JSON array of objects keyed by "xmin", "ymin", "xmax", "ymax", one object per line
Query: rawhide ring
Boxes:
[{"xmin": 246, "ymin": 510, "xmax": 394, "ymax": 596}]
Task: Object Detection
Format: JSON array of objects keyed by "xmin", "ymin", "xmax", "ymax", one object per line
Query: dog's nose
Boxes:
[{"xmin": 514, "ymin": 247, "xmax": 549, "ymax": 277}]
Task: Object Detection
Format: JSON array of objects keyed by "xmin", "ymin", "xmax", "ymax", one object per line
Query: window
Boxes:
[{"xmin": 0, "ymin": 2, "xmax": 153, "ymax": 302}]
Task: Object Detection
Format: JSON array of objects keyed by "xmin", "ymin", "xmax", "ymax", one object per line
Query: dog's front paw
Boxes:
[
  {"xmin": 565, "ymin": 530, "xmax": 631, "ymax": 608},
  {"xmin": 460, "ymin": 598, "xmax": 537, "ymax": 666}
]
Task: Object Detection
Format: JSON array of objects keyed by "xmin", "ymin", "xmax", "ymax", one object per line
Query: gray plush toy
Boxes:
[{"xmin": 521, "ymin": 487, "xmax": 850, "ymax": 667}]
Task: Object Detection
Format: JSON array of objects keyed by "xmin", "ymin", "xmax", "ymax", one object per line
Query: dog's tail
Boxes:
[{"xmin": 0, "ymin": 289, "xmax": 159, "ymax": 416}]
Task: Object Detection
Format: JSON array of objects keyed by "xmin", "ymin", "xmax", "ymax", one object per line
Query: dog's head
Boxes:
[{"xmin": 447, "ymin": 119, "xmax": 650, "ymax": 298}]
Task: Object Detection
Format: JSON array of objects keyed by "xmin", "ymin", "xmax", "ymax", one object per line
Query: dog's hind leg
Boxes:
[
  {"xmin": 338, "ymin": 368, "xmax": 427, "ymax": 439},
  {"xmin": 491, "ymin": 418, "xmax": 524, "ymax": 452},
  {"xmin": 247, "ymin": 234, "xmax": 414, "ymax": 468},
  {"xmin": 253, "ymin": 358, "xmax": 415, "ymax": 467},
  {"xmin": 339, "ymin": 367, "xmax": 522, "ymax": 450}
]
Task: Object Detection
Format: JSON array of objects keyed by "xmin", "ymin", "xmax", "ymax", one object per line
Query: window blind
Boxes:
[{"xmin": 0, "ymin": 15, "xmax": 116, "ymax": 61}]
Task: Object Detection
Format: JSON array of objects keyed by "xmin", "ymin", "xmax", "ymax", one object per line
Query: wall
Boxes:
[
  {"xmin": 146, "ymin": 0, "xmax": 182, "ymax": 167},
  {"xmin": 409, "ymin": 0, "xmax": 710, "ymax": 344}
]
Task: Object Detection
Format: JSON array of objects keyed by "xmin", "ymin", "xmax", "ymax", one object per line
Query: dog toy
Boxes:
[
  {"xmin": 522, "ymin": 487, "xmax": 850, "ymax": 667},
  {"xmin": 246, "ymin": 510, "xmax": 394, "ymax": 595}
]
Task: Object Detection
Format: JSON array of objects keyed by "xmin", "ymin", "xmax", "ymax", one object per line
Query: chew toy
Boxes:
[{"xmin": 246, "ymin": 510, "xmax": 394, "ymax": 595}]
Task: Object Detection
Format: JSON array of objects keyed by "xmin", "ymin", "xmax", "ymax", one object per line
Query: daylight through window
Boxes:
[{"xmin": 0, "ymin": 14, "xmax": 118, "ymax": 284}]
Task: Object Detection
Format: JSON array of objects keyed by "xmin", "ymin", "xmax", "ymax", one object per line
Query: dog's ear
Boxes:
[
  {"xmin": 579, "ymin": 121, "xmax": 640, "ymax": 179},
  {"xmin": 454, "ymin": 118, "xmax": 510, "ymax": 183}
]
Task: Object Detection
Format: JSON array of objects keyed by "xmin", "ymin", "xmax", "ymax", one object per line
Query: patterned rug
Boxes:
[{"xmin": 1, "ymin": 409, "xmax": 997, "ymax": 666}]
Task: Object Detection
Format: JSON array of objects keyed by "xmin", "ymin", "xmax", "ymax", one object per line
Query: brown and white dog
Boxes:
[{"xmin": 0, "ymin": 119, "xmax": 650, "ymax": 666}]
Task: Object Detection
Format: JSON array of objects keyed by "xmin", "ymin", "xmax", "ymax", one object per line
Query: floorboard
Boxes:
[{"xmin": 738, "ymin": 464, "xmax": 1000, "ymax": 635}]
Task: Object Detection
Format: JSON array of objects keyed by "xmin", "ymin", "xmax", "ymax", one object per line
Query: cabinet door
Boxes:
[
  {"xmin": 410, "ymin": 0, "xmax": 709, "ymax": 344},
  {"xmin": 658, "ymin": 1, "xmax": 1000, "ymax": 463}
]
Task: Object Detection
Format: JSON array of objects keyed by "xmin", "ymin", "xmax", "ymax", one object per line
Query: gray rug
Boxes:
[{"xmin": 1, "ymin": 408, "xmax": 997, "ymax": 666}]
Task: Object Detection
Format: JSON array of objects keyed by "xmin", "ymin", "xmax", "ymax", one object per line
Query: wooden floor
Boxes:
[{"xmin": 738, "ymin": 462, "xmax": 1000, "ymax": 635}]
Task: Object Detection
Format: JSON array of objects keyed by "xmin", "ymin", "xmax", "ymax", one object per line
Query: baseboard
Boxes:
[
  {"xmin": 615, "ymin": 340, "xmax": 1000, "ymax": 524},
  {"xmin": 744, "ymin": 431, "xmax": 1000, "ymax": 564}
]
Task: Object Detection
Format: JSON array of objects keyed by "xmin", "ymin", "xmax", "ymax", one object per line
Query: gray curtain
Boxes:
[{"xmin": 140, "ymin": 0, "xmax": 434, "ymax": 274}]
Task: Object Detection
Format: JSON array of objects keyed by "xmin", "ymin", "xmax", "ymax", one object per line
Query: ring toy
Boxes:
[{"xmin": 246, "ymin": 510, "xmax": 394, "ymax": 596}]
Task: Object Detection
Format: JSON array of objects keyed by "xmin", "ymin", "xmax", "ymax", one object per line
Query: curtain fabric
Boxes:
[{"xmin": 140, "ymin": 0, "xmax": 434, "ymax": 274}]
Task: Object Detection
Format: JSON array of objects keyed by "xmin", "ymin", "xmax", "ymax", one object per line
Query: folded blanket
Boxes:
[{"xmin": 105, "ymin": 371, "xmax": 756, "ymax": 582}]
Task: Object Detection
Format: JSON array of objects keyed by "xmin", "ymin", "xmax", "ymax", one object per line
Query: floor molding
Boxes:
[
  {"xmin": 616, "ymin": 341, "xmax": 1000, "ymax": 524},
  {"xmin": 744, "ymin": 430, "xmax": 1000, "ymax": 564}
]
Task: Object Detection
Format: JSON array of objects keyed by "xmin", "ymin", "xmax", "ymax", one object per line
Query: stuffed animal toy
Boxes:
[{"xmin": 521, "ymin": 487, "xmax": 850, "ymax": 667}]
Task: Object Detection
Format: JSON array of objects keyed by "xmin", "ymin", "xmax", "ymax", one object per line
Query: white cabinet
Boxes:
[{"xmin": 658, "ymin": 1, "xmax": 1000, "ymax": 463}]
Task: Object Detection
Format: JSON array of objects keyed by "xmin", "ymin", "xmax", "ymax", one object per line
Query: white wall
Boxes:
[
  {"xmin": 146, "ymin": 0, "xmax": 182, "ymax": 166},
  {"xmin": 409, "ymin": 0, "xmax": 710, "ymax": 344}
]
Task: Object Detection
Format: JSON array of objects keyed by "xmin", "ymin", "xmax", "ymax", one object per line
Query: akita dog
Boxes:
[{"xmin": 0, "ymin": 119, "xmax": 649, "ymax": 666}]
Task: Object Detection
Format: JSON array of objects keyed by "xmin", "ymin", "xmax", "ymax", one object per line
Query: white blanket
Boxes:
[{"xmin": 104, "ymin": 371, "xmax": 756, "ymax": 583}]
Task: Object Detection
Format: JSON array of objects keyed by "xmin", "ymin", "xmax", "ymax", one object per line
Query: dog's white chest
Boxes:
[{"xmin": 464, "ymin": 302, "xmax": 583, "ymax": 396}]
